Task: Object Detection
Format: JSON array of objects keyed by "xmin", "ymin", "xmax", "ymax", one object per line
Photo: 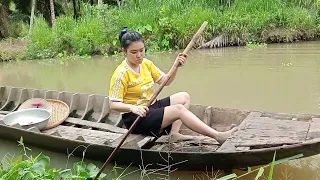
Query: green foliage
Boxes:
[
  {"xmin": 26, "ymin": 16, "xmax": 55, "ymax": 59},
  {"xmin": 70, "ymin": 16, "xmax": 106, "ymax": 55},
  {"xmin": 214, "ymin": 152, "xmax": 304, "ymax": 180},
  {"xmin": 53, "ymin": 16, "xmax": 76, "ymax": 54},
  {"xmin": 0, "ymin": 137, "xmax": 107, "ymax": 180},
  {"xmin": 5, "ymin": 0, "xmax": 319, "ymax": 60}
]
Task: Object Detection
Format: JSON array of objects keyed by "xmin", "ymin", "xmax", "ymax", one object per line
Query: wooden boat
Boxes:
[{"xmin": 0, "ymin": 86, "xmax": 319, "ymax": 171}]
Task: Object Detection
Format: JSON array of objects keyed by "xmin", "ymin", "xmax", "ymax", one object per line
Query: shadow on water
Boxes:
[{"xmin": 1, "ymin": 41, "xmax": 320, "ymax": 179}]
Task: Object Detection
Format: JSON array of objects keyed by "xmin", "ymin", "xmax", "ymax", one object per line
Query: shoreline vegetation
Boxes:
[{"xmin": 0, "ymin": 0, "xmax": 319, "ymax": 61}]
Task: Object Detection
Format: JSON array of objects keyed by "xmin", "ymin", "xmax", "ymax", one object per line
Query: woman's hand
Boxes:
[
  {"xmin": 175, "ymin": 53, "xmax": 188, "ymax": 67},
  {"xmin": 130, "ymin": 105, "xmax": 149, "ymax": 117}
]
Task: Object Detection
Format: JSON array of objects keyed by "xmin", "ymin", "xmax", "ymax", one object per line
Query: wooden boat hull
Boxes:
[{"xmin": 1, "ymin": 86, "xmax": 320, "ymax": 171}]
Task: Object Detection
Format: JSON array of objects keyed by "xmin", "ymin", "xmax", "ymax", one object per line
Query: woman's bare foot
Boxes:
[
  {"xmin": 215, "ymin": 127, "xmax": 238, "ymax": 144},
  {"xmin": 169, "ymin": 132, "xmax": 194, "ymax": 141}
]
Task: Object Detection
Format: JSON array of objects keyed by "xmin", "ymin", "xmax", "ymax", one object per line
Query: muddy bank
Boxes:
[{"xmin": 0, "ymin": 38, "xmax": 28, "ymax": 61}]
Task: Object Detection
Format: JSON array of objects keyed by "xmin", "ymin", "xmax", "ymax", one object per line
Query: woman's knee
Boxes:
[
  {"xmin": 173, "ymin": 104, "xmax": 188, "ymax": 115},
  {"xmin": 182, "ymin": 92, "xmax": 190, "ymax": 101},
  {"xmin": 181, "ymin": 92, "xmax": 190, "ymax": 108}
]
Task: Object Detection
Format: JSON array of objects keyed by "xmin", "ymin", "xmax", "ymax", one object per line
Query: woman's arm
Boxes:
[
  {"xmin": 109, "ymin": 100, "xmax": 135, "ymax": 112},
  {"xmin": 109, "ymin": 100, "xmax": 149, "ymax": 117},
  {"xmin": 158, "ymin": 68, "xmax": 178, "ymax": 86}
]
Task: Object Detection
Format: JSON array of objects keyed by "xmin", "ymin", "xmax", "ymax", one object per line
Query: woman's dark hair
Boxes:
[{"xmin": 119, "ymin": 27, "xmax": 144, "ymax": 49}]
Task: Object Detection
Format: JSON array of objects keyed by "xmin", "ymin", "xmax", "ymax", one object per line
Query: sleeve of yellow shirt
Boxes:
[
  {"xmin": 109, "ymin": 69, "xmax": 127, "ymax": 102},
  {"xmin": 148, "ymin": 60, "xmax": 165, "ymax": 83}
]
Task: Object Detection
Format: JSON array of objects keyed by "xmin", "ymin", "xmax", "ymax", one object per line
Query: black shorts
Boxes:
[{"xmin": 122, "ymin": 97, "xmax": 172, "ymax": 136}]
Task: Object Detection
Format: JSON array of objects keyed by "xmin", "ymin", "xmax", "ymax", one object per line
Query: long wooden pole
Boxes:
[{"xmin": 94, "ymin": 21, "xmax": 208, "ymax": 180}]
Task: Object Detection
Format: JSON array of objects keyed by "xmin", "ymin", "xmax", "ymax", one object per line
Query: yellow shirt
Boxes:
[{"xmin": 109, "ymin": 58, "xmax": 165, "ymax": 106}]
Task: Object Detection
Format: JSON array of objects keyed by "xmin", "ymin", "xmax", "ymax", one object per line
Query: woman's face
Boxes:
[{"xmin": 123, "ymin": 41, "xmax": 145, "ymax": 66}]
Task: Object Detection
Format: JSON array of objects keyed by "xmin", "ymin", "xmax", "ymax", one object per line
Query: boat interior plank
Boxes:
[
  {"xmin": 219, "ymin": 113, "xmax": 310, "ymax": 152},
  {"xmin": 306, "ymin": 118, "xmax": 320, "ymax": 141},
  {"xmin": 217, "ymin": 111, "xmax": 262, "ymax": 152},
  {"xmin": 64, "ymin": 117, "xmax": 127, "ymax": 134},
  {"xmin": 42, "ymin": 125, "xmax": 122, "ymax": 145},
  {"xmin": 153, "ymin": 135, "xmax": 219, "ymax": 152},
  {"xmin": 110, "ymin": 133, "xmax": 153, "ymax": 149}
]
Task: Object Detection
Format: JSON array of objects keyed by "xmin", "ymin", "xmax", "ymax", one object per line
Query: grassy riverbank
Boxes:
[{"xmin": 1, "ymin": 0, "xmax": 319, "ymax": 61}]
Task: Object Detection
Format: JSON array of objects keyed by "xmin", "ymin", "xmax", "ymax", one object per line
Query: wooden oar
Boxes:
[{"xmin": 94, "ymin": 21, "xmax": 208, "ymax": 180}]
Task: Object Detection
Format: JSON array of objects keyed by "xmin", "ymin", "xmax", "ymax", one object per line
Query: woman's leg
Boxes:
[
  {"xmin": 161, "ymin": 104, "xmax": 237, "ymax": 143},
  {"xmin": 169, "ymin": 92, "xmax": 190, "ymax": 134}
]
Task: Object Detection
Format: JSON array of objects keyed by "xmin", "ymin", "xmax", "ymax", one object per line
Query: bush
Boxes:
[{"xmin": 22, "ymin": 0, "xmax": 320, "ymax": 60}]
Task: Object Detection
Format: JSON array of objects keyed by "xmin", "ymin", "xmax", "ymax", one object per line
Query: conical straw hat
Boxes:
[
  {"xmin": 42, "ymin": 99, "xmax": 70, "ymax": 130},
  {"xmin": 19, "ymin": 98, "xmax": 70, "ymax": 130},
  {"xmin": 18, "ymin": 98, "xmax": 52, "ymax": 112}
]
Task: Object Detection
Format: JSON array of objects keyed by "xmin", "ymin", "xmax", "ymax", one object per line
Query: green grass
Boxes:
[{"xmin": 3, "ymin": 0, "xmax": 320, "ymax": 60}]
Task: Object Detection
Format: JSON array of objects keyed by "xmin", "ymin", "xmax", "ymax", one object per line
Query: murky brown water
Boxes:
[{"xmin": 1, "ymin": 41, "xmax": 320, "ymax": 179}]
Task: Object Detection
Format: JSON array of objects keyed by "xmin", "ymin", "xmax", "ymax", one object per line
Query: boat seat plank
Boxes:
[
  {"xmin": 217, "ymin": 112, "xmax": 262, "ymax": 152},
  {"xmin": 42, "ymin": 125, "xmax": 122, "ymax": 145},
  {"xmin": 64, "ymin": 118, "xmax": 128, "ymax": 134},
  {"xmin": 306, "ymin": 118, "xmax": 320, "ymax": 141}
]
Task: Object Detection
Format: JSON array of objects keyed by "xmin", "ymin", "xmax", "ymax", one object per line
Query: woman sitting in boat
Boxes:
[{"xmin": 108, "ymin": 27, "xmax": 237, "ymax": 144}]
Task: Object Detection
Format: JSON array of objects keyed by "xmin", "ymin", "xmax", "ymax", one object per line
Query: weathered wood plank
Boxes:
[
  {"xmin": 150, "ymin": 144, "xmax": 166, "ymax": 151},
  {"xmin": 230, "ymin": 118, "xmax": 309, "ymax": 148},
  {"xmin": 64, "ymin": 117, "xmax": 127, "ymax": 134},
  {"xmin": 156, "ymin": 134, "xmax": 219, "ymax": 145},
  {"xmin": 237, "ymin": 112, "xmax": 263, "ymax": 130},
  {"xmin": 110, "ymin": 134, "xmax": 152, "ymax": 149},
  {"xmin": 27, "ymin": 126, "xmax": 40, "ymax": 133},
  {"xmin": 261, "ymin": 112, "xmax": 313, "ymax": 121},
  {"xmin": 152, "ymin": 142, "xmax": 219, "ymax": 152},
  {"xmin": 306, "ymin": 118, "xmax": 320, "ymax": 141},
  {"xmin": 137, "ymin": 136, "xmax": 155, "ymax": 149},
  {"xmin": 153, "ymin": 134, "xmax": 219, "ymax": 152},
  {"xmin": 42, "ymin": 125, "xmax": 122, "ymax": 145},
  {"xmin": 236, "ymin": 147, "xmax": 250, "ymax": 151},
  {"xmin": 217, "ymin": 112, "xmax": 262, "ymax": 152}
]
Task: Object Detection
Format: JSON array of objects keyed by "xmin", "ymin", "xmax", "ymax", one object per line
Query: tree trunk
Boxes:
[
  {"xmin": 0, "ymin": 4, "xmax": 11, "ymax": 38},
  {"xmin": 49, "ymin": 0, "xmax": 55, "ymax": 26},
  {"xmin": 64, "ymin": 0, "xmax": 69, "ymax": 10},
  {"xmin": 72, "ymin": 0, "xmax": 78, "ymax": 19},
  {"xmin": 29, "ymin": 0, "xmax": 37, "ymax": 35},
  {"xmin": 98, "ymin": 0, "xmax": 103, "ymax": 5}
]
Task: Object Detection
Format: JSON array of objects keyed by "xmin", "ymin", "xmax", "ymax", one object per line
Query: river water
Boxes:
[{"xmin": 1, "ymin": 41, "xmax": 320, "ymax": 179}]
